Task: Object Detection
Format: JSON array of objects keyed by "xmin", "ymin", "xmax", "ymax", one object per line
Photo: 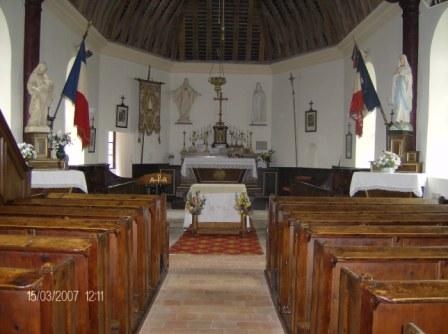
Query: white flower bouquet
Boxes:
[
  {"xmin": 18, "ymin": 142, "xmax": 37, "ymax": 161},
  {"xmin": 372, "ymin": 151, "xmax": 401, "ymax": 170},
  {"xmin": 234, "ymin": 192, "xmax": 252, "ymax": 214},
  {"xmin": 48, "ymin": 131, "xmax": 72, "ymax": 149},
  {"xmin": 185, "ymin": 190, "xmax": 206, "ymax": 215}
]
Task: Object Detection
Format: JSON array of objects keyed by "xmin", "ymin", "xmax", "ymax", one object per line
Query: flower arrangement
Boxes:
[
  {"xmin": 185, "ymin": 190, "xmax": 206, "ymax": 215},
  {"xmin": 18, "ymin": 142, "xmax": 37, "ymax": 161},
  {"xmin": 372, "ymin": 150, "xmax": 401, "ymax": 169},
  {"xmin": 258, "ymin": 149, "xmax": 275, "ymax": 164},
  {"xmin": 48, "ymin": 131, "xmax": 72, "ymax": 150},
  {"xmin": 234, "ymin": 192, "xmax": 252, "ymax": 215}
]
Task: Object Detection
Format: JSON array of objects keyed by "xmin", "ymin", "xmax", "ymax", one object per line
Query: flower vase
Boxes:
[
  {"xmin": 240, "ymin": 213, "xmax": 247, "ymax": 235},
  {"xmin": 191, "ymin": 214, "xmax": 199, "ymax": 235},
  {"xmin": 380, "ymin": 167, "xmax": 395, "ymax": 173},
  {"xmin": 56, "ymin": 146, "xmax": 66, "ymax": 160}
]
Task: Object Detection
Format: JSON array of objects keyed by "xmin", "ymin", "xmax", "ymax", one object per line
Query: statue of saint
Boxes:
[
  {"xmin": 391, "ymin": 54, "xmax": 413, "ymax": 130},
  {"xmin": 172, "ymin": 78, "xmax": 200, "ymax": 124},
  {"xmin": 251, "ymin": 82, "xmax": 267, "ymax": 125},
  {"xmin": 25, "ymin": 62, "xmax": 54, "ymax": 132}
]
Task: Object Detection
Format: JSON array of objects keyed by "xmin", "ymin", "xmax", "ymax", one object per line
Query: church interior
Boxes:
[{"xmin": 1, "ymin": 0, "xmax": 448, "ymax": 333}]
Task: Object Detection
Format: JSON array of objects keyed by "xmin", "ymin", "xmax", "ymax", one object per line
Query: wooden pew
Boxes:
[
  {"xmin": 282, "ymin": 224, "xmax": 448, "ymax": 334},
  {"xmin": 338, "ymin": 267, "xmax": 448, "ymax": 334},
  {"xmin": 271, "ymin": 212, "xmax": 448, "ymax": 316},
  {"xmin": 43, "ymin": 194, "xmax": 168, "ymax": 289},
  {"xmin": 14, "ymin": 196, "xmax": 166, "ymax": 293},
  {"xmin": 266, "ymin": 198, "xmax": 444, "ymax": 289},
  {"xmin": 0, "ymin": 234, "xmax": 105, "ymax": 333},
  {"xmin": 0, "ymin": 216, "xmax": 132, "ymax": 334},
  {"xmin": 0, "ymin": 204, "xmax": 148, "ymax": 313},
  {"xmin": 310, "ymin": 244, "xmax": 448, "ymax": 334},
  {"xmin": 0, "ymin": 262, "xmax": 76, "ymax": 334}
]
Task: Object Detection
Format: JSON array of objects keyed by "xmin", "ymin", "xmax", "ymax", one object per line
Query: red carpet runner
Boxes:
[{"xmin": 169, "ymin": 230, "xmax": 264, "ymax": 255}]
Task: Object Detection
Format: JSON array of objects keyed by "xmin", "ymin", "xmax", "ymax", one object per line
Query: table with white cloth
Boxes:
[
  {"xmin": 31, "ymin": 170, "xmax": 88, "ymax": 193},
  {"xmin": 183, "ymin": 183, "xmax": 250, "ymax": 234},
  {"xmin": 181, "ymin": 156, "xmax": 257, "ymax": 183},
  {"xmin": 349, "ymin": 171, "xmax": 427, "ymax": 197}
]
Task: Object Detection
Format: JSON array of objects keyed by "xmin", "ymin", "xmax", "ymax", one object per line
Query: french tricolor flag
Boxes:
[
  {"xmin": 62, "ymin": 40, "xmax": 90, "ymax": 148},
  {"xmin": 349, "ymin": 44, "xmax": 381, "ymax": 136}
]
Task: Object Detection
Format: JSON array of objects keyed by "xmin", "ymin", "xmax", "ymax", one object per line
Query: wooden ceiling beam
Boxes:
[
  {"xmin": 285, "ymin": 0, "xmax": 307, "ymax": 53},
  {"xmin": 315, "ymin": 0, "xmax": 341, "ymax": 45},
  {"xmin": 192, "ymin": 0, "xmax": 199, "ymax": 59},
  {"xmin": 276, "ymin": 0, "xmax": 299, "ymax": 54},
  {"xmin": 116, "ymin": 0, "xmax": 141, "ymax": 43},
  {"xmin": 133, "ymin": 1, "xmax": 160, "ymax": 46},
  {"xmin": 303, "ymin": 0, "xmax": 327, "ymax": 48},
  {"xmin": 259, "ymin": 0, "xmax": 283, "ymax": 59},
  {"xmin": 205, "ymin": 0, "xmax": 212, "ymax": 60},
  {"xmin": 154, "ymin": 0, "xmax": 186, "ymax": 56},
  {"xmin": 262, "ymin": 0, "xmax": 291, "ymax": 58},
  {"xmin": 142, "ymin": 0, "xmax": 172, "ymax": 50},
  {"xmin": 245, "ymin": 0, "xmax": 254, "ymax": 61},
  {"xmin": 178, "ymin": 16, "xmax": 186, "ymax": 61},
  {"xmin": 294, "ymin": 0, "xmax": 317, "ymax": 51},
  {"xmin": 91, "ymin": 0, "xmax": 114, "ymax": 33},
  {"xmin": 232, "ymin": 0, "xmax": 240, "ymax": 61}
]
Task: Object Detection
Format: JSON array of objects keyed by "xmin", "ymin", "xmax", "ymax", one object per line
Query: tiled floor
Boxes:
[{"xmin": 138, "ymin": 210, "xmax": 284, "ymax": 333}]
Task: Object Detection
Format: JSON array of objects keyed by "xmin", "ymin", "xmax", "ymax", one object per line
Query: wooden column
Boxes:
[
  {"xmin": 23, "ymin": 0, "xmax": 44, "ymax": 135},
  {"xmin": 400, "ymin": 0, "xmax": 420, "ymax": 150},
  {"xmin": 387, "ymin": 0, "xmax": 420, "ymax": 150}
]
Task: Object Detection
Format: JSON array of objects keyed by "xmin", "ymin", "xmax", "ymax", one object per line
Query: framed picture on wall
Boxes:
[
  {"xmin": 116, "ymin": 97, "xmax": 128, "ymax": 128},
  {"xmin": 305, "ymin": 109, "xmax": 317, "ymax": 132},
  {"xmin": 88, "ymin": 127, "xmax": 96, "ymax": 153}
]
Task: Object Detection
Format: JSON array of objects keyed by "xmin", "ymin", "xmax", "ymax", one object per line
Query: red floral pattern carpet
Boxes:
[{"xmin": 169, "ymin": 230, "xmax": 264, "ymax": 255}]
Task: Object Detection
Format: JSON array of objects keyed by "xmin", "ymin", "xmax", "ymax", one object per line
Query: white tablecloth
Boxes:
[
  {"xmin": 31, "ymin": 170, "xmax": 88, "ymax": 193},
  {"xmin": 181, "ymin": 156, "xmax": 257, "ymax": 178},
  {"xmin": 183, "ymin": 183, "xmax": 250, "ymax": 228},
  {"xmin": 349, "ymin": 171, "xmax": 427, "ymax": 197}
]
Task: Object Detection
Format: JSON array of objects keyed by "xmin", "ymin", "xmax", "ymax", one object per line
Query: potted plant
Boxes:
[{"xmin": 258, "ymin": 149, "xmax": 275, "ymax": 168}]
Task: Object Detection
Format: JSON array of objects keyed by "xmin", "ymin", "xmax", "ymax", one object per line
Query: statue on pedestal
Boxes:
[
  {"xmin": 390, "ymin": 54, "xmax": 413, "ymax": 131},
  {"xmin": 25, "ymin": 62, "xmax": 53, "ymax": 133},
  {"xmin": 172, "ymin": 78, "xmax": 200, "ymax": 124}
]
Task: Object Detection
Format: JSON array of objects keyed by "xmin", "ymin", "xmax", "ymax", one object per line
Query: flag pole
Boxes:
[
  {"xmin": 47, "ymin": 21, "xmax": 92, "ymax": 132},
  {"xmin": 289, "ymin": 73, "xmax": 298, "ymax": 167}
]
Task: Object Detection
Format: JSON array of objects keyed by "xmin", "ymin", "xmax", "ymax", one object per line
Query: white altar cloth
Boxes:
[
  {"xmin": 181, "ymin": 156, "xmax": 257, "ymax": 178},
  {"xmin": 31, "ymin": 170, "xmax": 88, "ymax": 193},
  {"xmin": 349, "ymin": 171, "xmax": 427, "ymax": 197},
  {"xmin": 183, "ymin": 183, "xmax": 250, "ymax": 228}
]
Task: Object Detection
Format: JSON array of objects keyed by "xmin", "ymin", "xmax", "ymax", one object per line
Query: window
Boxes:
[{"xmin": 108, "ymin": 131, "xmax": 116, "ymax": 170}]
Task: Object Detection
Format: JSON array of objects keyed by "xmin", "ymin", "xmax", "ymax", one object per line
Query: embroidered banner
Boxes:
[{"xmin": 138, "ymin": 79, "xmax": 161, "ymax": 142}]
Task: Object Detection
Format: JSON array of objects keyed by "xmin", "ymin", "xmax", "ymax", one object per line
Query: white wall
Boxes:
[
  {"xmin": 97, "ymin": 55, "xmax": 171, "ymax": 176},
  {"xmin": 272, "ymin": 59, "xmax": 345, "ymax": 168},
  {"xmin": 168, "ymin": 71, "xmax": 272, "ymax": 165}
]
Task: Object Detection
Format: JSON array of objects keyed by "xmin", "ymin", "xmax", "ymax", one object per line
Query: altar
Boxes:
[
  {"xmin": 181, "ymin": 156, "xmax": 257, "ymax": 183},
  {"xmin": 183, "ymin": 183, "xmax": 251, "ymax": 234},
  {"xmin": 350, "ymin": 171, "xmax": 427, "ymax": 197},
  {"xmin": 31, "ymin": 170, "xmax": 88, "ymax": 193}
]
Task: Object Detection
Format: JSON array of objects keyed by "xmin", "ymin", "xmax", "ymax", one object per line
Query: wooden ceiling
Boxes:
[{"xmin": 68, "ymin": 0, "xmax": 384, "ymax": 63}]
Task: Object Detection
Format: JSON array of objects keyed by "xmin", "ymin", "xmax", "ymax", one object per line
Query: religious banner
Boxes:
[{"xmin": 137, "ymin": 79, "xmax": 162, "ymax": 142}]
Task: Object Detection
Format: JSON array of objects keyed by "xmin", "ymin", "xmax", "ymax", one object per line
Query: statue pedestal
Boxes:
[{"xmin": 24, "ymin": 130, "xmax": 50, "ymax": 159}]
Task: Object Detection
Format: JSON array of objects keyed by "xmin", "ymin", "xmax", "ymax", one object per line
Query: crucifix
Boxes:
[
  {"xmin": 214, "ymin": 91, "xmax": 228, "ymax": 125},
  {"xmin": 212, "ymin": 91, "xmax": 229, "ymax": 147}
]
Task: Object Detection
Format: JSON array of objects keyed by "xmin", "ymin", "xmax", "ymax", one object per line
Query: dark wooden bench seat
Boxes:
[
  {"xmin": 310, "ymin": 244, "xmax": 448, "ymax": 334},
  {"xmin": 0, "ymin": 204, "xmax": 149, "ymax": 314},
  {"xmin": 0, "ymin": 216, "xmax": 132, "ymax": 334},
  {"xmin": 338, "ymin": 267, "xmax": 448, "ymax": 334},
  {"xmin": 0, "ymin": 234, "xmax": 105, "ymax": 333},
  {"xmin": 0, "ymin": 261, "xmax": 76, "ymax": 334},
  {"xmin": 279, "ymin": 224, "xmax": 448, "ymax": 334}
]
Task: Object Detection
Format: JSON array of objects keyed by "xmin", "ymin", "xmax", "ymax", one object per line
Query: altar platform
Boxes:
[
  {"xmin": 181, "ymin": 156, "xmax": 257, "ymax": 183},
  {"xmin": 183, "ymin": 183, "xmax": 251, "ymax": 234}
]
